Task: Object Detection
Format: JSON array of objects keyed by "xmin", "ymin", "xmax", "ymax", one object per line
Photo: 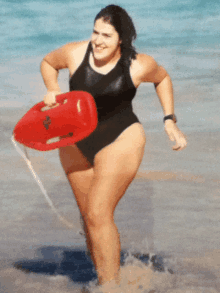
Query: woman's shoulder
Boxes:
[
  {"xmin": 64, "ymin": 40, "xmax": 89, "ymax": 52},
  {"xmin": 130, "ymin": 53, "xmax": 160, "ymax": 83},
  {"xmin": 63, "ymin": 40, "xmax": 89, "ymax": 59},
  {"xmin": 132, "ymin": 53, "xmax": 158, "ymax": 72},
  {"xmin": 65, "ymin": 40, "xmax": 90, "ymax": 69},
  {"xmin": 43, "ymin": 40, "xmax": 90, "ymax": 70}
]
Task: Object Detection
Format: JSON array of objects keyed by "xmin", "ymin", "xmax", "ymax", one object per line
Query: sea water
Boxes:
[
  {"xmin": 1, "ymin": 0, "xmax": 220, "ymax": 131},
  {"xmin": 1, "ymin": 0, "xmax": 220, "ymax": 292}
]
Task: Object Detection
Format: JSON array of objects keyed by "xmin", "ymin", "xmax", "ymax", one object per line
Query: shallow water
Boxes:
[
  {"xmin": 1, "ymin": 122, "xmax": 220, "ymax": 292},
  {"xmin": 0, "ymin": 247, "xmax": 219, "ymax": 293}
]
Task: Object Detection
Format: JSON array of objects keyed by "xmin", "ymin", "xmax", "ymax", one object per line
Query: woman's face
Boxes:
[{"xmin": 91, "ymin": 18, "xmax": 121, "ymax": 62}]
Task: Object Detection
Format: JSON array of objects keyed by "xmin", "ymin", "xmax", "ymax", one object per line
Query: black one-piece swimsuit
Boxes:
[{"xmin": 69, "ymin": 42, "xmax": 140, "ymax": 164}]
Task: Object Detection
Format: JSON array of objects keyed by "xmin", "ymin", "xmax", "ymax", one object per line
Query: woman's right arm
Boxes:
[{"xmin": 40, "ymin": 43, "xmax": 72, "ymax": 105}]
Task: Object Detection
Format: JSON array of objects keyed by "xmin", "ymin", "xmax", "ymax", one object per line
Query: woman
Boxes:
[{"xmin": 41, "ymin": 4, "xmax": 187, "ymax": 286}]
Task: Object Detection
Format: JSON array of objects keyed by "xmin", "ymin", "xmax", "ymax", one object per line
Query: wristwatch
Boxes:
[{"xmin": 163, "ymin": 114, "xmax": 177, "ymax": 123}]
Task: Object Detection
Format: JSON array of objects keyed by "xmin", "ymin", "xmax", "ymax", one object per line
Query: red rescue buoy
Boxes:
[{"xmin": 13, "ymin": 91, "xmax": 98, "ymax": 151}]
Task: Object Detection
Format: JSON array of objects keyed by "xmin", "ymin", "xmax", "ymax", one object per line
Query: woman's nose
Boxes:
[{"xmin": 94, "ymin": 34, "xmax": 103, "ymax": 45}]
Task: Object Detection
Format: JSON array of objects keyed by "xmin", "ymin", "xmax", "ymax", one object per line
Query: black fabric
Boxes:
[
  {"xmin": 69, "ymin": 42, "xmax": 139, "ymax": 164},
  {"xmin": 76, "ymin": 106, "xmax": 139, "ymax": 164}
]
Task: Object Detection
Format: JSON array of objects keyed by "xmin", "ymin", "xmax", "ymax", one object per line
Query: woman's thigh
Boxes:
[
  {"xmin": 59, "ymin": 144, "xmax": 92, "ymax": 174},
  {"xmin": 59, "ymin": 145, "xmax": 94, "ymax": 213},
  {"xmin": 86, "ymin": 123, "xmax": 146, "ymax": 220},
  {"xmin": 94, "ymin": 122, "xmax": 146, "ymax": 176}
]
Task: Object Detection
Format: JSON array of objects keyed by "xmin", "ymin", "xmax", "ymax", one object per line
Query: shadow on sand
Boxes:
[{"xmin": 13, "ymin": 246, "xmax": 168, "ymax": 284}]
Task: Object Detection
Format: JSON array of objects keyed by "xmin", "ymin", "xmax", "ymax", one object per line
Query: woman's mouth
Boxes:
[{"xmin": 93, "ymin": 46, "xmax": 106, "ymax": 53}]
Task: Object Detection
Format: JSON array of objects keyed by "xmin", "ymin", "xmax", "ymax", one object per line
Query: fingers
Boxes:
[
  {"xmin": 172, "ymin": 136, "xmax": 187, "ymax": 151},
  {"xmin": 164, "ymin": 121, "xmax": 187, "ymax": 151},
  {"xmin": 174, "ymin": 126, "xmax": 187, "ymax": 150},
  {"xmin": 43, "ymin": 91, "xmax": 61, "ymax": 106},
  {"xmin": 172, "ymin": 132, "xmax": 187, "ymax": 151}
]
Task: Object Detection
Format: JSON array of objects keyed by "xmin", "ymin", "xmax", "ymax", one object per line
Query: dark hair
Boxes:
[{"xmin": 94, "ymin": 4, "xmax": 137, "ymax": 64}]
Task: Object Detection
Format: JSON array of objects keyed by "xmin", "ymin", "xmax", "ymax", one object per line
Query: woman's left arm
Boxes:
[{"xmin": 137, "ymin": 54, "xmax": 187, "ymax": 151}]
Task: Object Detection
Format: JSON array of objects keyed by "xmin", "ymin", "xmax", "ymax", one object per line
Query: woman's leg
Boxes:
[
  {"xmin": 59, "ymin": 123, "xmax": 146, "ymax": 285},
  {"xmin": 85, "ymin": 123, "xmax": 146, "ymax": 284},
  {"xmin": 59, "ymin": 145, "xmax": 94, "ymax": 256}
]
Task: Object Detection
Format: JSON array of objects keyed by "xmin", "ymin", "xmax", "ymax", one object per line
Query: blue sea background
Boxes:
[
  {"xmin": 1, "ymin": 0, "xmax": 220, "ymax": 125},
  {"xmin": 0, "ymin": 0, "xmax": 220, "ymax": 292}
]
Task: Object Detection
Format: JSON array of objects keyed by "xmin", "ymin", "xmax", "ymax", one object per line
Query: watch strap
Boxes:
[{"xmin": 163, "ymin": 114, "xmax": 177, "ymax": 123}]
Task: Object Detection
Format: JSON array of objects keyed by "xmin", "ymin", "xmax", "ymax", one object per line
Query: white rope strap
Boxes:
[{"xmin": 11, "ymin": 135, "xmax": 74, "ymax": 229}]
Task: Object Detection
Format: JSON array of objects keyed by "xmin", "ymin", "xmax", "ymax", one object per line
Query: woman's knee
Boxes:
[{"xmin": 85, "ymin": 208, "xmax": 113, "ymax": 229}]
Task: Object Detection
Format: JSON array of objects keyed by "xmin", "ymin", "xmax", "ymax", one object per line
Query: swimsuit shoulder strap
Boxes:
[{"xmin": 81, "ymin": 41, "xmax": 92, "ymax": 65}]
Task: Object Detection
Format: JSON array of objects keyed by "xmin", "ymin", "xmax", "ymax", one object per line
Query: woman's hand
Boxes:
[
  {"xmin": 43, "ymin": 90, "xmax": 62, "ymax": 106},
  {"xmin": 164, "ymin": 120, "xmax": 187, "ymax": 151}
]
